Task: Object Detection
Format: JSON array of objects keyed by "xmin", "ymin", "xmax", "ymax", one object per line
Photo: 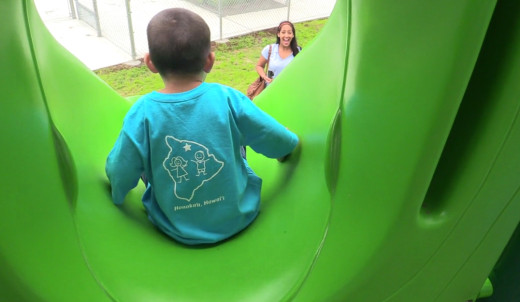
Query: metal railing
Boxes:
[{"xmin": 67, "ymin": 0, "xmax": 335, "ymax": 59}]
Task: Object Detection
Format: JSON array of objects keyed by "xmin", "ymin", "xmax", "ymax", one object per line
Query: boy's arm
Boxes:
[
  {"xmin": 238, "ymin": 99, "xmax": 299, "ymax": 159},
  {"xmin": 277, "ymin": 133, "xmax": 300, "ymax": 162},
  {"xmin": 105, "ymin": 131, "xmax": 143, "ymax": 205}
]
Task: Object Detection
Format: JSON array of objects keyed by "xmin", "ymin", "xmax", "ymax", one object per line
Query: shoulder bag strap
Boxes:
[{"xmin": 265, "ymin": 44, "xmax": 273, "ymax": 73}]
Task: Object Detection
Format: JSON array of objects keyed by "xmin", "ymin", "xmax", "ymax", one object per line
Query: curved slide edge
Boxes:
[
  {"xmin": 290, "ymin": 0, "xmax": 520, "ymax": 301},
  {"xmin": 0, "ymin": 1, "xmax": 116, "ymax": 301}
]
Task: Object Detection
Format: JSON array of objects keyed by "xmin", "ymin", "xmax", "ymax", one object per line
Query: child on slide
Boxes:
[{"xmin": 106, "ymin": 8, "xmax": 299, "ymax": 245}]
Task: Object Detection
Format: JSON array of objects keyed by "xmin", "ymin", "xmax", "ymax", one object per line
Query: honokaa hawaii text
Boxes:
[{"xmin": 173, "ymin": 196, "xmax": 225, "ymax": 211}]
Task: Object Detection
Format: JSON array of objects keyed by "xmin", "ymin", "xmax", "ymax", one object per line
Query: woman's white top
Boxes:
[{"xmin": 261, "ymin": 44, "xmax": 300, "ymax": 84}]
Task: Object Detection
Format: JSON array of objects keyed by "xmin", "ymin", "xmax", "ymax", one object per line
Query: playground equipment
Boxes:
[{"xmin": 1, "ymin": 0, "xmax": 519, "ymax": 301}]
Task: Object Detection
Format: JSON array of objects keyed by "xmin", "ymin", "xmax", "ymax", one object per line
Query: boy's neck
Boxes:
[{"xmin": 159, "ymin": 73, "xmax": 204, "ymax": 93}]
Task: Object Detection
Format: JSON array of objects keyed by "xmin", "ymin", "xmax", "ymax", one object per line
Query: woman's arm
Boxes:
[{"xmin": 256, "ymin": 55, "xmax": 272, "ymax": 84}]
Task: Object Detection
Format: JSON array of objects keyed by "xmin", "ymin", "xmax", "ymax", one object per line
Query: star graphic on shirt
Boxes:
[{"xmin": 183, "ymin": 143, "xmax": 192, "ymax": 152}]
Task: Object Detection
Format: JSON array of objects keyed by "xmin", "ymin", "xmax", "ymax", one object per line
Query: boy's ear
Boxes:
[
  {"xmin": 203, "ymin": 52, "xmax": 215, "ymax": 73},
  {"xmin": 144, "ymin": 53, "xmax": 159, "ymax": 73}
]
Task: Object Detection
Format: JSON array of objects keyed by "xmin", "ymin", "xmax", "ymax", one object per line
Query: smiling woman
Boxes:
[{"xmin": 254, "ymin": 20, "xmax": 302, "ymax": 88}]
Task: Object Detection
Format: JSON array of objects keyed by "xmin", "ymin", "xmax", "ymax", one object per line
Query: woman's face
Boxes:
[{"xmin": 278, "ymin": 24, "xmax": 294, "ymax": 47}]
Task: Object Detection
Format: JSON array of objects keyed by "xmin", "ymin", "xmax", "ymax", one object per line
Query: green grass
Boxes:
[{"xmin": 94, "ymin": 18, "xmax": 327, "ymax": 97}]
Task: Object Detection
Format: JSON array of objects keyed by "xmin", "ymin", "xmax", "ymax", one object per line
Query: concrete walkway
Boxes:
[{"xmin": 34, "ymin": 0, "xmax": 335, "ymax": 70}]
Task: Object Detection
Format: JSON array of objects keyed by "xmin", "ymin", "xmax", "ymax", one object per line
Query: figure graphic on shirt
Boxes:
[
  {"xmin": 163, "ymin": 136, "xmax": 224, "ymax": 202},
  {"xmin": 191, "ymin": 151, "xmax": 209, "ymax": 176},
  {"xmin": 170, "ymin": 156, "xmax": 189, "ymax": 183}
]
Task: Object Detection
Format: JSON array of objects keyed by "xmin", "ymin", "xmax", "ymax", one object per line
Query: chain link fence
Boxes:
[{"xmin": 63, "ymin": 0, "xmax": 335, "ymax": 60}]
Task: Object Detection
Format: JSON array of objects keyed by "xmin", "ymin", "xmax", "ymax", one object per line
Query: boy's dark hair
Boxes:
[{"xmin": 147, "ymin": 8, "xmax": 211, "ymax": 76}]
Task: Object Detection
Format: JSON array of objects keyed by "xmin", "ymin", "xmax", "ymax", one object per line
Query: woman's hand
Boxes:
[{"xmin": 256, "ymin": 55, "xmax": 272, "ymax": 83}]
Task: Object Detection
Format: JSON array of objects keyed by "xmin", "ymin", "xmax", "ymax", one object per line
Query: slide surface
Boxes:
[{"xmin": 1, "ymin": 0, "xmax": 519, "ymax": 301}]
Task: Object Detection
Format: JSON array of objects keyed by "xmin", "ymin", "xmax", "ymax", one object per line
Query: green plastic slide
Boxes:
[{"xmin": 1, "ymin": 0, "xmax": 519, "ymax": 301}]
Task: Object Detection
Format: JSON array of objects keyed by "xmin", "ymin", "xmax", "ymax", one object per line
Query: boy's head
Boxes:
[{"xmin": 146, "ymin": 8, "xmax": 211, "ymax": 77}]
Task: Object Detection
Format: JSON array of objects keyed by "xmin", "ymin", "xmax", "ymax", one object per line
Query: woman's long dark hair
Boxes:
[{"xmin": 276, "ymin": 21, "xmax": 300, "ymax": 56}]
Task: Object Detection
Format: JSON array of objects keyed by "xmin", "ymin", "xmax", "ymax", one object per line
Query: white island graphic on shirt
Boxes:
[{"xmin": 163, "ymin": 136, "xmax": 224, "ymax": 202}]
